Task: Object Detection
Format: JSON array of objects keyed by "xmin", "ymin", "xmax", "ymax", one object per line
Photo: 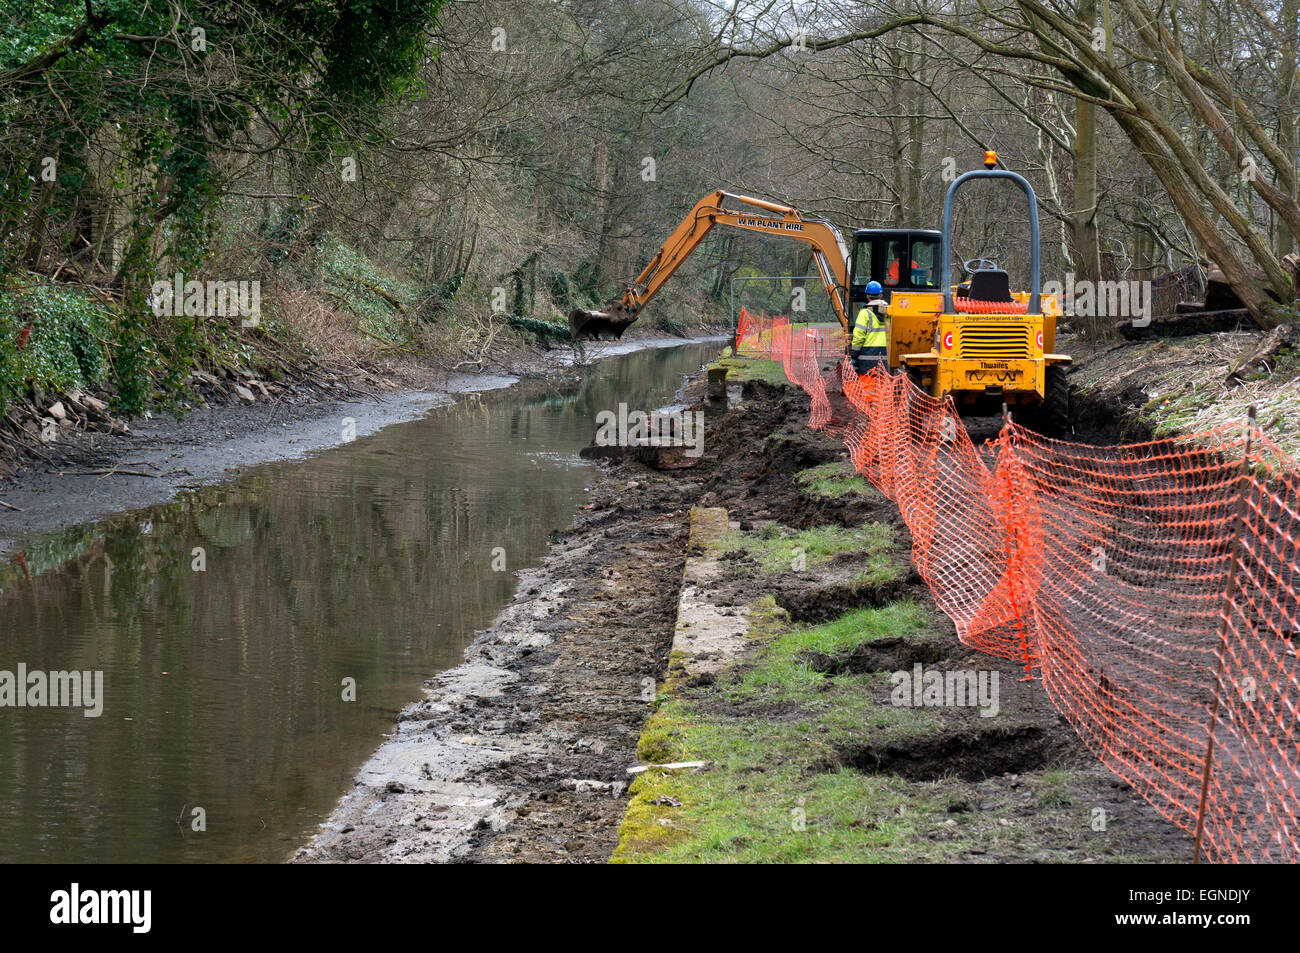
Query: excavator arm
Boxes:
[{"xmin": 570, "ymin": 190, "xmax": 852, "ymax": 340}]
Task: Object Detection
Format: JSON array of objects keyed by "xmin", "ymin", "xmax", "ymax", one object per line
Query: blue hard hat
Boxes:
[{"xmin": 865, "ymin": 280, "xmax": 883, "ymax": 296}]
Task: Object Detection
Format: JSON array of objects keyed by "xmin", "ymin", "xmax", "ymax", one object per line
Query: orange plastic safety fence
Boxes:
[
  {"xmin": 734, "ymin": 309, "xmax": 847, "ymax": 360},
  {"xmin": 734, "ymin": 309, "xmax": 1300, "ymax": 863}
]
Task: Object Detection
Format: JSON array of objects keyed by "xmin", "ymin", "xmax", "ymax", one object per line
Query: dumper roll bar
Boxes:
[{"xmin": 939, "ymin": 169, "xmax": 1042, "ymax": 315}]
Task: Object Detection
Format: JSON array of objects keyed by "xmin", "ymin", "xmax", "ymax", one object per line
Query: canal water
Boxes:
[{"xmin": 0, "ymin": 340, "xmax": 719, "ymax": 862}]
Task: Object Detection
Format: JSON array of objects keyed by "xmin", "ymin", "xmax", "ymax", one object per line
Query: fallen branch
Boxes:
[
  {"xmin": 1117, "ymin": 308, "xmax": 1252, "ymax": 339},
  {"xmin": 356, "ymin": 325, "xmax": 414, "ymax": 353},
  {"xmin": 0, "ymin": 498, "xmax": 21, "ymax": 512},
  {"xmin": 354, "ymin": 278, "xmax": 409, "ymax": 315}
]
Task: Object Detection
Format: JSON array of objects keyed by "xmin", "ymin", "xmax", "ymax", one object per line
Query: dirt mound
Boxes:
[{"xmin": 696, "ymin": 382, "xmax": 846, "ymax": 523}]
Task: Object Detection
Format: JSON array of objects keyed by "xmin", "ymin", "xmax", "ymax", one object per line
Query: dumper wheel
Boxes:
[
  {"xmin": 1036, "ymin": 365, "xmax": 1070, "ymax": 436},
  {"xmin": 1016, "ymin": 366, "xmax": 1070, "ymax": 435}
]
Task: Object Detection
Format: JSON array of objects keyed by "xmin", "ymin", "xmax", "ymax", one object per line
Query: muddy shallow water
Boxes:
[{"xmin": 0, "ymin": 340, "xmax": 719, "ymax": 863}]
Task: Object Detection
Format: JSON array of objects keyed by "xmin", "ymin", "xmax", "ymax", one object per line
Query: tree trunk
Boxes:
[
  {"xmin": 1071, "ymin": 0, "xmax": 1102, "ymax": 292},
  {"xmin": 1278, "ymin": 0, "xmax": 1299, "ymax": 260}
]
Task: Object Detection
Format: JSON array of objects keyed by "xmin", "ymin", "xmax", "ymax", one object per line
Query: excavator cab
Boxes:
[
  {"xmin": 848, "ymin": 228, "xmax": 945, "ymax": 367},
  {"xmin": 848, "ymin": 229, "xmax": 943, "ymax": 305}
]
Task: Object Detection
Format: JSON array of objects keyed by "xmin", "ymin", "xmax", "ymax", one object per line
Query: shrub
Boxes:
[{"xmin": 0, "ymin": 281, "xmax": 111, "ymax": 412}]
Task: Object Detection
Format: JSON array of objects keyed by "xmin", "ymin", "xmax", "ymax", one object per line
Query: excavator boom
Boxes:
[{"xmin": 570, "ymin": 190, "xmax": 851, "ymax": 340}]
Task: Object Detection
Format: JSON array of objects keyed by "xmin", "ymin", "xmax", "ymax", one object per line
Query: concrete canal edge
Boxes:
[
  {"xmin": 608, "ymin": 506, "xmax": 754, "ymax": 855},
  {"xmin": 668, "ymin": 506, "xmax": 750, "ymax": 681}
]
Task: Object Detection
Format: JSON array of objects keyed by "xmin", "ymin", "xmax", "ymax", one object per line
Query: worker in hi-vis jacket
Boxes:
[{"xmin": 849, "ymin": 280, "xmax": 889, "ymax": 374}]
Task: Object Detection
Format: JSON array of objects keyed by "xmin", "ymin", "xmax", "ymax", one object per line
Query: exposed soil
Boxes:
[
  {"xmin": 295, "ymin": 377, "xmax": 810, "ymax": 862},
  {"xmin": 803, "ymin": 632, "xmax": 955, "ymax": 673},
  {"xmin": 774, "ymin": 573, "xmax": 912, "ymax": 623},
  {"xmin": 831, "ymin": 723, "xmax": 1089, "ymax": 782},
  {"xmin": 300, "ymin": 366, "xmax": 1196, "ymax": 863}
]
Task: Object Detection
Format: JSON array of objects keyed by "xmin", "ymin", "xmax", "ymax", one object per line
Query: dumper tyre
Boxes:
[{"xmin": 1037, "ymin": 365, "xmax": 1070, "ymax": 436}]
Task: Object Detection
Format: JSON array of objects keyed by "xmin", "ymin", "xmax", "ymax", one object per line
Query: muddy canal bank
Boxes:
[
  {"xmin": 0, "ymin": 336, "xmax": 719, "ymax": 549},
  {"xmin": 296, "ymin": 371, "xmax": 828, "ymax": 862},
  {"xmin": 298, "ymin": 366, "xmax": 1193, "ymax": 863}
]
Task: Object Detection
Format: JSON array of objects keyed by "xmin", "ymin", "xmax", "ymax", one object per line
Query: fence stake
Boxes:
[{"xmin": 1192, "ymin": 405, "xmax": 1257, "ymax": 864}]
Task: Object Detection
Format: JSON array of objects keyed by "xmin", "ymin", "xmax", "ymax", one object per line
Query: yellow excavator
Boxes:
[{"xmin": 570, "ymin": 153, "xmax": 1071, "ymax": 429}]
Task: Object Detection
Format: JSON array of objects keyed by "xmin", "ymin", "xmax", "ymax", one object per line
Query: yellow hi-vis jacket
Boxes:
[{"xmin": 852, "ymin": 304, "xmax": 887, "ymax": 349}]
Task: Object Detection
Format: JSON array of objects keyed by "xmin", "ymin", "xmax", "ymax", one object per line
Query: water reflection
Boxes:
[{"xmin": 0, "ymin": 341, "xmax": 716, "ymax": 862}]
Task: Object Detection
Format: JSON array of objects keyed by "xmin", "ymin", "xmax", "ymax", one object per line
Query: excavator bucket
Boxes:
[{"xmin": 569, "ymin": 303, "xmax": 638, "ymax": 340}]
